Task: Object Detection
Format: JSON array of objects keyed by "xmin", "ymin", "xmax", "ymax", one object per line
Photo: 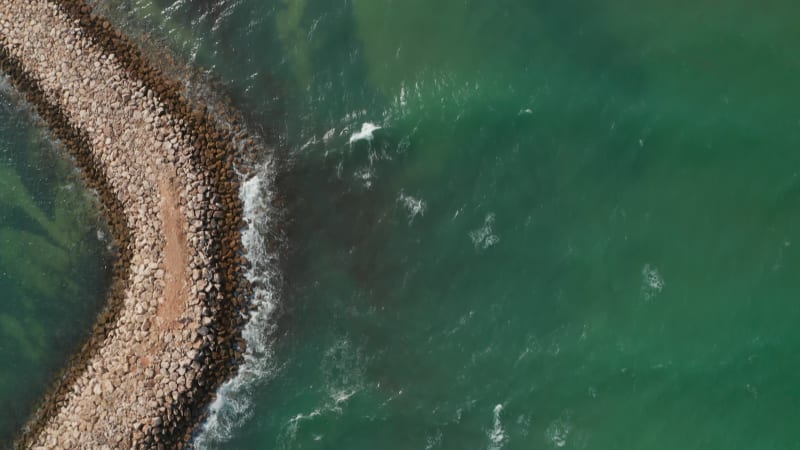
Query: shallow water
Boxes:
[
  {"xmin": 0, "ymin": 89, "xmax": 113, "ymax": 444},
  {"xmin": 7, "ymin": 0, "xmax": 800, "ymax": 448}
]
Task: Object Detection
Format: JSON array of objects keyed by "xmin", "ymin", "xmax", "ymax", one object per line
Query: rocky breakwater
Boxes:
[{"xmin": 0, "ymin": 0, "xmax": 253, "ymax": 448}]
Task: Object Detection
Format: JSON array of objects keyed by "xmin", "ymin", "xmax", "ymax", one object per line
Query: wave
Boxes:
[
  {"xmin": 348, "ymin": 122, "xmax": 382, "ymax": 144},
  {"xmin": 194, "ymin": 157, "xmax": 282, "ymax": 448},
  {"xmin": 488, "ymin": 403, "xmax": 507, "ymax": 450}
]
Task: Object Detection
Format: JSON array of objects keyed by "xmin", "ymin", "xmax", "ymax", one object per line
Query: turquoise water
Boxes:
[
  {"xmin": 0, "ymin": 89, "xmax": 113, "ymax": 443},
  {"xmin": 8, "ymin": 0, "xmax": 800, "ymax": 448}
]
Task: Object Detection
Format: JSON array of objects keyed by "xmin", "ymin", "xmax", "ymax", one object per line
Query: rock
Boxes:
[{"xmin": 0, "ymin": 1, "xmax": 254, "ymax": 446}]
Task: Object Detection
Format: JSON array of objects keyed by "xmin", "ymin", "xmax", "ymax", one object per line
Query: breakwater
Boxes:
[{"xmin": 0, "ymin": 0, "xmax": 256, "ymax": 447}]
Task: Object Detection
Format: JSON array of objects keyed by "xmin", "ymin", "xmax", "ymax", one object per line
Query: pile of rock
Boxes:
[{"xmin": 0, "ymin": 0, "xmax": 255, "ymax": 447}]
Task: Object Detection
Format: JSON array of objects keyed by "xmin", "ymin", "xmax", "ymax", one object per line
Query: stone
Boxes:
[{"xmin": 0, "ymin": 1, "xmax": 253, "ymax": 446}]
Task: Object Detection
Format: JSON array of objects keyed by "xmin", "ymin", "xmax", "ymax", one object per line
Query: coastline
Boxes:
[{"xmin": 0, "ymin": 0, "xmax": 257, "ymax": 447}]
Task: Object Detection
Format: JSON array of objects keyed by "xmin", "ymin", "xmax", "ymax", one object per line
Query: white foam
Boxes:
[
  {"xmin": 545, "ymin": 418, "xmax": 571, "ymax": 448},
  {"xmin": 280, "ymin": 409, "xmax": 324, "ymax": 446},
  {"xmin": 425, "ymin": 430, "xmax": 443, "ymax": 449},
  {"xmin": 354, "ymin": 166, "xmax": 376, "ymax": 189},
  {"xmin": 300, "ymin": 135, "xmax": 317, "ymax": 150},
  {"xmin": 469, "ymin": 213, "xmax": 500, "ymax": 251},
  {"xmin": 348, "ymin": 122, "xmax": 381, "ymax": 144},
  {"xmin": 398, "ymin": 191, "xmax": 426, "ymax": 224},
  {"xmin": 322, "ymin": 127, "xmax": 337, "ymax": 143},
  {"xmin": 194, "ymin": 158, "xmax": 282, "ymax": 448},
  {"xmin": 275, "ymin": 338, "xmax": 364, "ymax": 447},
  {"xmin": 488, "ymin": 403, "xmax": 507, "ymax": 450},
  {"xmin": 642, "ymin": 263, "xmax": 665, "ymax": 300},
  {"xmin": 399, "ymin": 85, "xmax": 408, "ymax": 108}
]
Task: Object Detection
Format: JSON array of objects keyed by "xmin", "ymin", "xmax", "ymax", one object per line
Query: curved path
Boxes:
[{"xmin": 0, "ymin": 0, "xmax": 250, "ymax": 447}]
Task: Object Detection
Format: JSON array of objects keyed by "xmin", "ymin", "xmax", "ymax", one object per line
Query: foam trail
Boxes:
[
  {"xmin": 488, "ymin": 404, "xmax": 507, "ymax": 450},
  {"xmin": 194, "ymin": 157, "xmax": 282, "ymax": 448}
]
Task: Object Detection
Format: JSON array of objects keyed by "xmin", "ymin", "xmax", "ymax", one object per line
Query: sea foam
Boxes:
[
  {"xmin": 641, "ymin": 263, "xmax": 665, "ymax": 300},
  {"xmin": 470, "ymin": 213, "xmax": 500, "ymax": 251},
  {"xmin": 488, "ymin": 403, "xmax": 508, "ymax": 450},
  {"xmin": 194, "ymin": 158, "xmax": 282, "ymax": 448},
  {"xmin": 348, "ymin": 122, "xmax": 381, "ymax": 144},
  {"xmin": 398, "ymin": 191, "xmax": 426, "ymax": 224}
]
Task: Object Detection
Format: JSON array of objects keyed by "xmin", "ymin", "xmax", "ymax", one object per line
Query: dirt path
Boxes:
[{"xmin": 158, "ymin": 179, "xmax": 189, "ymax": 328}]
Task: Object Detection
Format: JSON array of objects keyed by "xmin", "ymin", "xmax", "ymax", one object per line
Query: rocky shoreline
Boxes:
[{"xmin": 0, "ymin": 0, "xmax": 256, "ymax": 447}]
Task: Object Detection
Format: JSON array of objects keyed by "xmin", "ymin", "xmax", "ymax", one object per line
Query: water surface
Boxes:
[
  {"xmin": 10, "ymin": 0, "xmax": 800, "ymax": 448},
  {"xmin": 0, "ymin": 89, "xmax": 113, "ymax": 444}
]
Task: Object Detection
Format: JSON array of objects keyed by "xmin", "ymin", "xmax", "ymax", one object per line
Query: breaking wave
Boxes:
[{"xmin": 194, "ymin": 157, "xmax": 283, "ymax": 448}]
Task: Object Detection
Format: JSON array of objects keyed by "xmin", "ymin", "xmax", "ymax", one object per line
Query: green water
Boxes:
[
  {"xmin": 0, "ymin": 89, "xmax": 112, "ymax": 444},
  {"xmin": 9, "ymin": 0, "xmax": 800, "ymax": 448}
]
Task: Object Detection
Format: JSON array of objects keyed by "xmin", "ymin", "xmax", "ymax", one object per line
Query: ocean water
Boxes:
[
  {"xmin": 6, "ymin": 0, "xmax": 800, "ymax": 448},
  {"xmin": 0, "ymin": 87, "xmax": 113, "ymax": 443}
]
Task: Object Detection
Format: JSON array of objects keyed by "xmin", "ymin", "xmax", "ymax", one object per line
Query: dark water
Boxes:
[
  {"xmin": 0, "ymin": 87, "xmax": 113, "ymax": 443},
  {"xmin": 8, "ymin": 0, "xmax": 800, "ymax": 448}
]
